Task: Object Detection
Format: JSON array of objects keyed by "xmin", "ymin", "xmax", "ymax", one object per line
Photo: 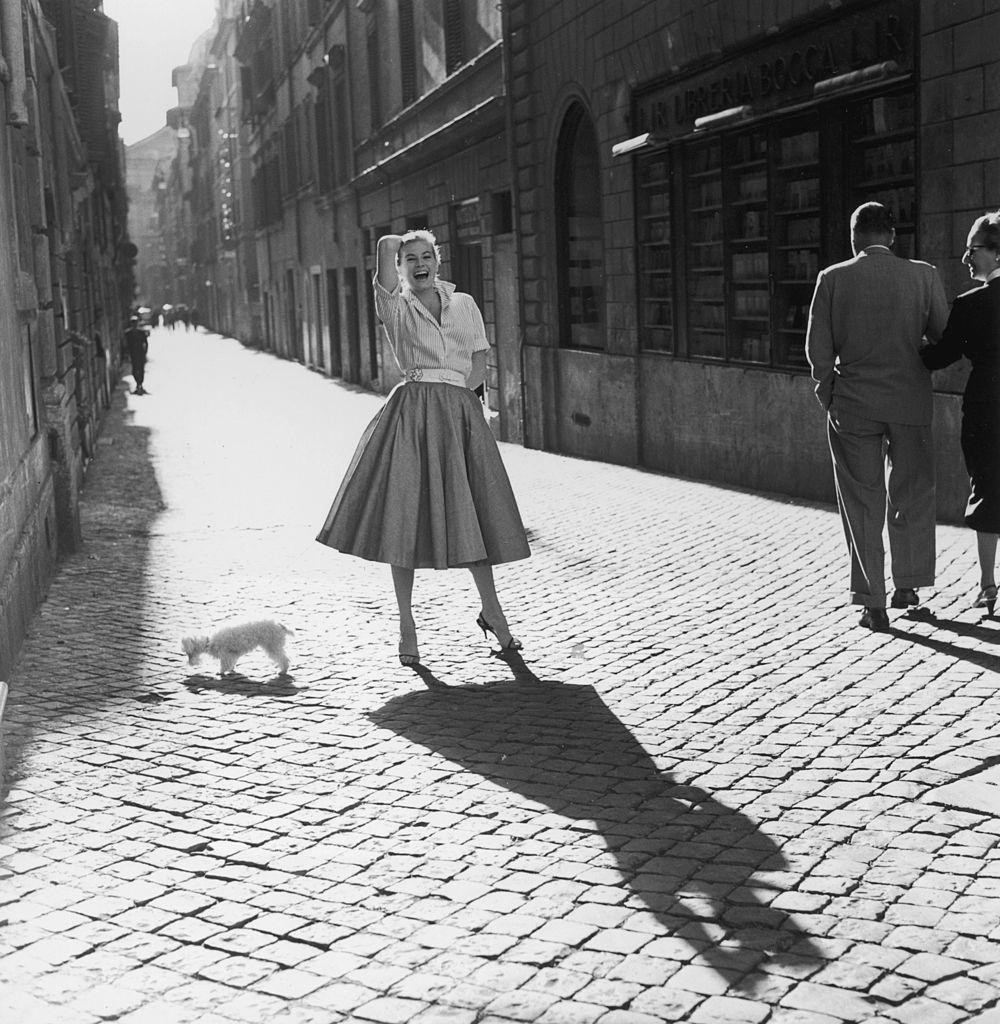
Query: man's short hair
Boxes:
[{"xmin": 851, "ymin": 202, "xmax": 895, "ymax": 237}]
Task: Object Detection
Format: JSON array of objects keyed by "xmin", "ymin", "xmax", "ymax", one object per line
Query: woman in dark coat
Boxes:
[{"xmin": 923, "ymin": 211, "xmax": 1000, "ymax": 614}]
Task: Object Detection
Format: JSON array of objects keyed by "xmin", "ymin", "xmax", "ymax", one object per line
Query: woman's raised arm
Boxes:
[{"xmin": 376, "ymin": 235, "xmax": 404, "ymax": 290}]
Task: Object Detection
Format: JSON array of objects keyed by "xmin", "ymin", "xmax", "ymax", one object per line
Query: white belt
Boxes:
[{"xmin": 403, "ymin": 367, "xmax": 466, "ymax": 387}]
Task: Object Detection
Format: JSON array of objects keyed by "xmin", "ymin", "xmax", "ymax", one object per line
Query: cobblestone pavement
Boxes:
[{"xmin": 2, "ymin": 328, "xmax": 999, "ymax": 1024}]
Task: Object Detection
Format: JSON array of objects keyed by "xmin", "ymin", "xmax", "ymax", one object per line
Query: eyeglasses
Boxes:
[{"xmin": 965, "ymin": 244, "xmax": 991, "ymax": 256}]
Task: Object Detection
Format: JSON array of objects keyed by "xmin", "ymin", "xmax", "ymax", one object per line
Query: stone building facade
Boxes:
[
  {"xmin": 0, "ymin": 0, "xmax": 132, "ymax": 676},
  {"xmin": 510, "ymin": 0, "xmax": 997, "ymax": 520}
]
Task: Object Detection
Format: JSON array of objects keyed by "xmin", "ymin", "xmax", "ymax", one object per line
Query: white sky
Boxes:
[{"xmin": 102, "ymin": 0, "xmax": 219, "ymax": 145}]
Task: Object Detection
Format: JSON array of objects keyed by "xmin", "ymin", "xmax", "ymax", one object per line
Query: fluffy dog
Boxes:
[{"xmin": 181, "ymin": 619, "xmax": 292, "ymax": 677}]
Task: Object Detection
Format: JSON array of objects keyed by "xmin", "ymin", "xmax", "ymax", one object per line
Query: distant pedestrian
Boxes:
[
  {"xmin": 123, "ymin": 316, "xmax": 149, "ymax": 395},
  {"xmin": 805, "ymin": 201, "xmax": 949, "ymax": 631},
  {"xmin": 316, "ymin": 230, "xmax": 530, "ymax": 666},
  {"xmin": 922, "ymin": 211, "xmax": 1000, "ymax": 616}
]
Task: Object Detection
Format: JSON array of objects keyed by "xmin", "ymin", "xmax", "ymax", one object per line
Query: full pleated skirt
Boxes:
[
  {"xmin": 316, "ymin": 382, "xmax": 531, "ymax": 569},
  {"xmin": 962, "ymin": 400, "xmax": 1000, "ymax": 533}
]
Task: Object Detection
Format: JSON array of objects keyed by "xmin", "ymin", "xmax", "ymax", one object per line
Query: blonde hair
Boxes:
[
  {"xmin": 970, "ymin": 211, "xmax": 1000, "ymax": 252},
  {"xmin": 396, "ymin": 229, "xmax": 442, "ymax": 266}
]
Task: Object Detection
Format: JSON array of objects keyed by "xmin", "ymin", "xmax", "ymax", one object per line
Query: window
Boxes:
[
  {"xmin": 399, "ymin": 0, "xmax": 416, "ymax": 106},
  {"xmin": 636, "ymin": 87, "xmax": 916, "ymax": 370},
  {"xmin": 556, "ymin": 105, "xmax": 604, "ymax": 350},
  {"xmin": 315, "ymin": 69, "xmax": 333, "ymax": 192},
  {"xmin": 492, "ymin": 190, "xmax": 513, "ymax": 235}
]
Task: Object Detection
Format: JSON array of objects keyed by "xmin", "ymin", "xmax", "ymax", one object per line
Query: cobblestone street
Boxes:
[{"xmin": 2, "ymin": 328, "xmax": 999, "ymax": 1024}]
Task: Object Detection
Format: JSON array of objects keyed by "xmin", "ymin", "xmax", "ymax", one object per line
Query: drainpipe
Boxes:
[{"xmin": 1, "ymin": 0, "xmax": 29, "ymax": 127}]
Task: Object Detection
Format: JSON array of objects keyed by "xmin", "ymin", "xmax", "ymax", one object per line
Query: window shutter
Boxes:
[
  {"xmin": 399, "ymin": 0, "xmax": 416, "ymax": 106},
  {"xmin": 367, "ymin": 23, "xmax": 382, "ymax": 128},
  {"xmin": 444, "ymin": 0, "xmax": 464, "ymax": 74}
]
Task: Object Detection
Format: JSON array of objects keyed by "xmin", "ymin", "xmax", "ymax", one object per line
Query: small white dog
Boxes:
[{"xmin": 181, "ymin": 619, "xmax": 292, "ymax": 677}]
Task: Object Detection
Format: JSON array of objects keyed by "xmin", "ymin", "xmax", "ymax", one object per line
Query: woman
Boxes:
[
  {"xmin": 316, "ymin": 230, "xmax": 530, "ymax": 664},
  {"xmin": 923, "ymin": 211, "xmax": 1000, "ymax": 615}
]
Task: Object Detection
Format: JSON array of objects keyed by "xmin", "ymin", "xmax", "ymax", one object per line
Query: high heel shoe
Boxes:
[
  {"xmin": 476, "ymin": 613, "xmax": 522, "ymax": 652},
  {"xmin": 973, "ymin": 584, "xmax": 998, "ymax": 616},
  {"xmin": 398, "ymin": 633, "xmax": 420, "ymax": 666}
]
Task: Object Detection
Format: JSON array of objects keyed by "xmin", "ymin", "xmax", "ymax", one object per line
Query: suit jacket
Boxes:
[
  {"xmin": 124, "ymin": 326, "xmax": 148, "ymax": 362},
  {"xmin": 922, "ymin": 276, "xmax": 1000, "ymax": 406},
  {"xmin": 805, "ymin": 247, "xmax": 949, "ymax": 425}
]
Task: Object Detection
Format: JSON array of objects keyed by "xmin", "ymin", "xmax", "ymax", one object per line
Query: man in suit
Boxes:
[{"xmin": 806, "ymin": 202, "xmax": 949, "ymax": 630}]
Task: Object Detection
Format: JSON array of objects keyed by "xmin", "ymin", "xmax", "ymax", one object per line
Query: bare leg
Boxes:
[
  {"xmin": 468, "ymin": 564, "xmax": 519, "ymax": 648},
  {"xmin": 391, "ymin": 565, "xmax": 419, "ymax": 662},
  {"xmin": 977, "ymin": 531, "xmax": 998, "ymax": 589}
]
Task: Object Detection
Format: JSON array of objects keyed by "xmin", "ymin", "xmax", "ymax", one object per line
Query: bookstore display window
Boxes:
[
  {"xmin": 685, "ymin": 139, "xmax": 725, "ymax": 360},
  {"xmin": 636, "ymin": 157, "xmax": 673, "ymax": 352},
  {"xmin": 635, "ymin": 87, "xmax": 915, "ymax": 371},
  {"xmin": 850, "ymin": 92, "xmax": 916, "ymax": 257}
]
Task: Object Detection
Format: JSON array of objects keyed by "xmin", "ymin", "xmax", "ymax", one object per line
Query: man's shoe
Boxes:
[
  {"xmin": 859, "ymin": 607, "xmax": 890, "ymax": 631},
  {"xmin": 890, "ymin": 588, "xmax": 919, "ymax": 609}
]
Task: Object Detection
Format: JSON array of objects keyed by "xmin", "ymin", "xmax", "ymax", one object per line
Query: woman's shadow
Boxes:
[{"xmin": 369, "ymin": 655, "xmax": 822, "ymax": 991}]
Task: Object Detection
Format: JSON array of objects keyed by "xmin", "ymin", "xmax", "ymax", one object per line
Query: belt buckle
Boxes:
[{"xmin": 405, "ymin": 367, "xmax": 424, "ymax": 382}]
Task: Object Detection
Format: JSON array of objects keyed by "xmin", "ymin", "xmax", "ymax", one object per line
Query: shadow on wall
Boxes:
[{"xmin": 369, "ymin": 666, "xmax": 824, "ymax": 991}]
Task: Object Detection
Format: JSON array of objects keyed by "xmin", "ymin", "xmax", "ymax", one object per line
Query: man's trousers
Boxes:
[{"xmin": 826, "ymin": 409, "xmax": 936, "ymax": 608}]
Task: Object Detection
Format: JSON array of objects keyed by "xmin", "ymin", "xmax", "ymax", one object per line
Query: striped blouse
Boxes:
[{"xmin": 374, "ymin": 277, "xmax": 489, "ymax": 385}]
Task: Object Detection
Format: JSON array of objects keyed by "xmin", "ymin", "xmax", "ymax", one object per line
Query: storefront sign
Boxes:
[{"xmin": 633, "ymin": 0, "xmax": 913, "ymax": 137}]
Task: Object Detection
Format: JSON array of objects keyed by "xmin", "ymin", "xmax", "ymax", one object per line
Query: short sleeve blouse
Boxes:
[{"xmin": 374, "ymin": 277, "xmax": 489, "ymax": 383}]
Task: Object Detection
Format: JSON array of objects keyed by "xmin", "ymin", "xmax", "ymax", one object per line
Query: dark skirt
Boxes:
[
  {"xmin": 316, "ymin": 382, "xmax": 531, "ymax": 569},
  {"xmin": 961, "ymin": 400, "xmax": 1000, "ymax": 533}
]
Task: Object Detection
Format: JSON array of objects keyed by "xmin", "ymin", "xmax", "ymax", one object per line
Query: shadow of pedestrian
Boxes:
[
  {"xmin": 368, "ymin": 676, "xmax": 822, "ymax": 991},
  {"xmin": 889, "ymin": 623, "xmax": 1000, "ymax": 673},
  {"xmin": 902, "ymin": 608, "xmax": 999, "ymax": 643}
]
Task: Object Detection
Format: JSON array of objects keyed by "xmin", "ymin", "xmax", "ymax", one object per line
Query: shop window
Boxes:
[
  {"xmin": 635, "ymin": 86, "xmax": 915, "ymax": 371},
  {"xmin": 636, "ymin": 156, "xmax": 673, "ymax": 352},
  {"xmin": 849, "ymin": 92, "xmax": 916, "ymax": 257},
  {"xmin": 684, "ymin": 139, "xmax": 725, "ymax": 360},
  {"xmin": 556, "ymin": 105, "xmax": 605, "ymax": 350}
]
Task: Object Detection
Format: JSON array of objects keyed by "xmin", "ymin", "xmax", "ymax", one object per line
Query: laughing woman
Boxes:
[
  {"xmin": 923, "ymin": 211, "xmax": 1000, "ymax": 615},
  {"xmin": 316, "ymin": 230, "xmax": 530, "ymax": 665}
]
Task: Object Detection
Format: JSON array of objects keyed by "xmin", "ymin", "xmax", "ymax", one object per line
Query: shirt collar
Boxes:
[
  {"xmin": 987, "ymin": 266, "xmax": 1000, "ymax": 284},
  {"xmin": 402, "ymin": 278, "xmax": 456, "ymax": 306},
  {"xmin": 861, "ymin": 245, "xmax": 893, "ymax": 256}
]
